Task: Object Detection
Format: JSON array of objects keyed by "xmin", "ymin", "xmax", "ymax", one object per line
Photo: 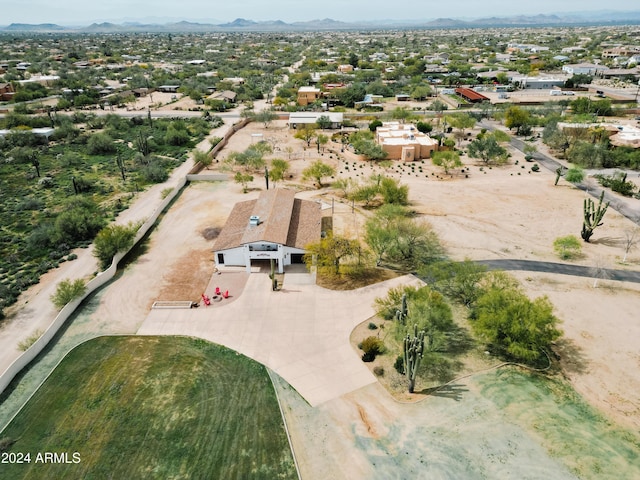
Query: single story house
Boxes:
[
  {"xmin": 515, "ymin": 76, "xmax": 566, "ymax": 89},
  {"xmin": 158, "ymin": 85, "xmax": 180, "ymax": 93},
  {"xmin": 213, "ymin": 189, "xmax": 322, "ymax": 273},
  {"xmin": 297, "ymin": 86, "xmax": 321, "ymax": 106},
  {"xmin": 562, "ymin": 63, "xmax": 609, "ymax": 76},
  {"xmin": 288, "ymin": 112, "xmax": 343, "ymax": 129},
  {"xmin": 209, "ymin": 90, "xmax": 237, "ymax": 102},
  {"xmin": 375, "ymin": 122, "xmax": 438, "ymax": 161}
]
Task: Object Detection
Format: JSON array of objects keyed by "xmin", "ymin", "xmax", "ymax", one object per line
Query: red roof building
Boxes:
[{"xmin": 455, "ymin": 87, "xmax": 489, "ymax": 103}]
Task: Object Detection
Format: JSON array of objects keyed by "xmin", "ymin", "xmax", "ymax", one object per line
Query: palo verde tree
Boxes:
[
  {"xmin": 581, "ymin": 191, "xmax": 609, "ymax": 242},
  {"xmin": 93, "ymin": 221, "xmax": 141, "ymax": 270},
  {"xmin": 253, "ymin": 108, "xmax": 278, "ymax": 129},
  {"xmin": 303, "ymin": 232, "xmax": 359, "ymax": 276},
  {"xmin": 50, "ymin": 278, "xmax": 86, "ymax": 310},
  {"xmin": 269, "ymin": 158, "xmax": 290, "ymax": 186},
  {"xmin": 504, "ymin": 105, "xmax": 532, "ymax": 136},
  {"xmin": 431, "ymin": 150, "xmax": 462, "ymax": 174},
  {"xmin": 294, "ymin": 124, "xmax": 316, "ymax": 147},
  {"xmin": 302, "ymin": 160, "xmax": 335, "ymax": 188},
  {"xmin": 472, "ymin": 272, "xmax": 562, "ymax": 364},
  {"xmin": 467, "ymin": 133, "xmax": 508, "ymax": 165},
  {"xmin": 234, "ymin": 171, "xmax": 254, "ymax": 193}
]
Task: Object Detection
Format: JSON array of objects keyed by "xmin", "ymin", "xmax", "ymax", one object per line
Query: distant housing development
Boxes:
[
  {"xmin": 375, "ymin": 122, "xmax": 439, "ymax": 161},
  {"xmin": 213, "ymin": 189, "xmax": 322, "ymax": 273}
]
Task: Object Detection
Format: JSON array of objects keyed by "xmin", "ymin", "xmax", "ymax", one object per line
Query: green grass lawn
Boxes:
[{"xmin": 0, "ymin": 336, "xmax": 297, "ymax": 479}]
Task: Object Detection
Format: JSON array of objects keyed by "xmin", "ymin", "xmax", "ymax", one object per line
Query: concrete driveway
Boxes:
[{"xmin": 138, "ymin": 271, "xmax": 423, "ymax": 406}]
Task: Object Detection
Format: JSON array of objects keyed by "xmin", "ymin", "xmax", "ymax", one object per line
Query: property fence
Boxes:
[
  {"xmin": 189, "ymin": 118, "xmax": 252, "ymax": 174},
  {"xmin": 0, "ymin": 175, "xmax": 189, "ymax": 397}
]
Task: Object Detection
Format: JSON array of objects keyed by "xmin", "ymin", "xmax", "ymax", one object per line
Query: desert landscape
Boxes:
[{"xmin": 1, "ymin": 114, "xmax": 640, "ymax": 479}]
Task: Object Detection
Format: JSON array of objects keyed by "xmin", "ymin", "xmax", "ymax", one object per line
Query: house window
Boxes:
[{"xmin": 217, "ymin": 253, "xmax": 224, "ymax": 264}]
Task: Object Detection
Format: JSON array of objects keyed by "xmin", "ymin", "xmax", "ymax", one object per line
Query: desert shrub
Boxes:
[
  {"xmin": 53, "ymin": 198, "xmax": 105, "ymax": 244},
  {"xmin": 165, "ymin": 122, "xmax": 190, "ymax": 146},
  {"xmin": 361, "ymin": 336, "xmax": 385, "ymax": 362},
  {"xmin": 368, "ymin": 322, "xmax": 378, "ymax": 330},
  {"xmin": 16, "ymin": 231, "xmax": 43, "ymax": 260},
  {"xmin": 373, "ymin": 366, "xmax": 385, "ymax": 377},
  {"xmin": 15, "ymin": 197, "xmax": 44, "ymax": 211},
  {"xmin": 18, "ymin": 329, "xmax": 43, "ymax": 351},
  {"xmin": 531, "ymin": 164, "xmax": 540, "ymax": 172},
  {"xmin": 93, "ymin": 222, "xmax": 141, "ymax": 270},
  {"xmin": 553, "ymin": 235, "xmax": 582, "ymax": 260},
  {"xmin": 595, "ymin": 172, "xmax": 637, "ymax": 197},
  {"xmin": 419, "ymin": 259, "xmax": 487, "ymax": 307},
  {"xmin": 142, "ymin": 164, "xmax": 169, "ymax": 183},
  {"xmin": 394, "ymin": 355, "xmax": 405, "ymax": 374},
  {"xmin": 87, "ymin": 132, "xmax": 117, "ymax": 155},
  {"xmin": 564, "ymin": 167, "xmax": 585, "ymax": 183},
  {"xmin": 50, "ymin": 278, "xmax": 86, "ymax": 310}
]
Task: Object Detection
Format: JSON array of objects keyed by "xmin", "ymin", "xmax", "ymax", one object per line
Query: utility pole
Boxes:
[{"xmin": 264, "ymin": 166, "xmax": 269, "ymax": 190}]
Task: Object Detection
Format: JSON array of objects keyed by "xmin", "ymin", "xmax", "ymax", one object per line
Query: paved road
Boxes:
[
  {"xmin": 477, "ymin": 258, "xmax": 640, "ymax": 283},
  {"xmin": 480, "ymin": 120, "xmax": 640, "ymax": 226}
]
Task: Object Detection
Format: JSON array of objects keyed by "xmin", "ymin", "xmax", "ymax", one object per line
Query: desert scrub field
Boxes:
[
  {"xmin": 0, "ymin": 113, "xmax": 214, "ymax": 318},
  {"xmin": 0, "ymin": 336, "xmax": 296, "ymax": 479}
]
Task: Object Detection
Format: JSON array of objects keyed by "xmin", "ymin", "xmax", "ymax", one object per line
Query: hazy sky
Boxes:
[{"xmin": 2, "ymin": 0, "xmax": 640, "ymax": 25}]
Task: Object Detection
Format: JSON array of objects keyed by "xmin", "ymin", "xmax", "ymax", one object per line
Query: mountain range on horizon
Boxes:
[{"xmin": 2, "ymin": 10, "xmax": 640, "ymax": 33}]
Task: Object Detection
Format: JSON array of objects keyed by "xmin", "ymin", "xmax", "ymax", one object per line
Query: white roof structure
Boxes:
[
  {"xmin": 298, "ymin": 86, "xmax": 320, "ymax": 93},
  {"xmin": 376, "ymin": 122, "xmax": 438, "ymax": 148},
  {"xmin": 289, "ymin": 112, "xmax": 343, "ymax": 124}
]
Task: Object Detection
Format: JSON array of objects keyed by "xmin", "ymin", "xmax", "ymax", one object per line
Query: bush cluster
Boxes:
[{"xmin": 360, "ymin": 336, "xmax": 385, "ymax": 362}]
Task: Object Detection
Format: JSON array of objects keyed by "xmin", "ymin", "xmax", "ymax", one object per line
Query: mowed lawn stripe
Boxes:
[{"xmin": 0, "ymin": 336, "xmax": 297, "ymax": 479}]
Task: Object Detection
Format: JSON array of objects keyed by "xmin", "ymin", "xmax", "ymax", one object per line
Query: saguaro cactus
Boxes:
[
  {"xmin": 395, "ymin": 293, "xmax": 408, "ymax": 325},
  {"xmin": 581, "ymin": 191, "xmax": 609, "ymax": 243},
  {"xmin": 403, "ymin": 324, "xmax": 426, "ymax": 394}
]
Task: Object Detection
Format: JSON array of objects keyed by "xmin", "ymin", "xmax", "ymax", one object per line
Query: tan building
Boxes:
[
  {"xmin": 297, "ymin": 86, "xmax": 321, "ymax": 106},
  {"xmin": 375, "ymin": 122, "xmax": 438, "ymax": 161},
  {"xmin": 0, "ymin": 82, "xmax": 15, "ymax": 101}
]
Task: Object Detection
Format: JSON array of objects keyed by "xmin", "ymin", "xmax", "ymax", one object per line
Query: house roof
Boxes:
[
  {"xmin": 455, "ymin": 87, "xmax": 489, "ymax": 102},
  {"xmin": 214, "ymin": 189, "xmax": 321, "ymax": 251},
  {"xmin": 298, "ymin": 86, "xmax": 320, "ymax": 93},
  {"xmin": 289, "ymin": 112, "xmax": 343, "ymax": 124},
  {"xmin": 209, "ymin": 90, "xmax": 237, "ymax": 101}
]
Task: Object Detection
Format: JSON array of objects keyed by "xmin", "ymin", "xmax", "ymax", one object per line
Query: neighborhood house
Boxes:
[
  {"xmin": 213, "ymin": 189, "xmax": 322, "ymax": 273},
  {"xmin": 375, "ymin": 122, "xmax": 439, "ymax": 161}
]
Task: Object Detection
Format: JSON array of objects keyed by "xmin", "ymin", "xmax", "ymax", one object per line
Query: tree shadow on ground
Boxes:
[
  {"xmin": 591, "ymin": 236, "xmax": 623, "ymax": 248},
  {"xmin": 554, "ymin": 337, "xmax": 589, "ymax": 375}
]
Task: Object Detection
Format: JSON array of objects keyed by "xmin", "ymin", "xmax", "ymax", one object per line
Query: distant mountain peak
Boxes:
[
  {"xmin": 220, "ymin": 18, "xmax": 258, "ymax": 27},
  {"xmin": 1, "ymin": 11, "xmax": 640, "ymax": 33}
]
